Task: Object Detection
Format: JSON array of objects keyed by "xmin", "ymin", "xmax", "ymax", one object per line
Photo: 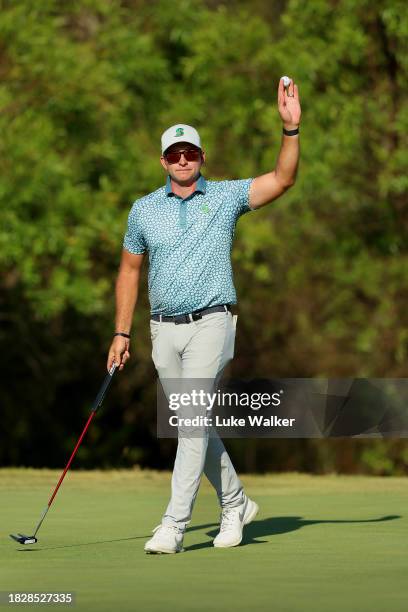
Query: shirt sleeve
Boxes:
[
  {"xmin": 122, "ymin": 203, "xmax": 146, "ymax": 254},
  {"xmin": 227, "ymin": 178, "xmax": 255, "ymax": 218}
]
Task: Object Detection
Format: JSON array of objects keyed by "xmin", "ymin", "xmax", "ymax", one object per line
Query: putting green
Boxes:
[{"xmin": 1, "ymin": 469, "xmax": 407, "ymax": 611}]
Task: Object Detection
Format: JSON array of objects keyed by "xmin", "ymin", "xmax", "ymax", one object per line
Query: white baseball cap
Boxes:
[{"xmin": 161, "ymin": 124, "xmax": 201, "ymax": 154}]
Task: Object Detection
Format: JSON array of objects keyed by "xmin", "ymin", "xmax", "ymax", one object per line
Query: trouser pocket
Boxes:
[{"xmin": 225, "ymin": 314, "xmax": 238, "ymax": 361}]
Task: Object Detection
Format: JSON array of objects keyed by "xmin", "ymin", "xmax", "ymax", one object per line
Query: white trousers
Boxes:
[{"xmin": 150, "ymin": 310, "xmax": 244, "ymax": 530}]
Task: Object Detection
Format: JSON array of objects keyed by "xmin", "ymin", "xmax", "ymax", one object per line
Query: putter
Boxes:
[{"xmin": 10, "ymin": 362, "xmax": 118, "ymax": 545}]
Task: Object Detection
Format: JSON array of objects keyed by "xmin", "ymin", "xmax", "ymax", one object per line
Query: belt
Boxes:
[{"xmin": 151, "ymin": 304, "xmax": 232, "ymax": 325}]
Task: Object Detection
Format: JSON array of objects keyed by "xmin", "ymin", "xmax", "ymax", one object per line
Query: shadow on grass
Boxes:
[
  {"xmin": 185, "ymin": 514, "xmax": 401, "ymax": 551},
  {"xmin": 14, "ymin": 514, "xmax": 401, "ymax": 553}
]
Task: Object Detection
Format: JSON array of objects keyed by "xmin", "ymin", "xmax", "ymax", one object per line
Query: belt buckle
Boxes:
[
  {"xmin": 174, "ymin": 314, "xmax": 190, "ymax": 325},
  {"xmin": 192, "ymin": 311, "xmax": 202, "ymax": 321}
]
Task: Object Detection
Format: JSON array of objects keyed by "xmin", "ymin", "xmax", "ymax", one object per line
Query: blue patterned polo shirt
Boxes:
[{"xmin": 123, "ymin": 174, "xmax": 255, "ymax": 316}]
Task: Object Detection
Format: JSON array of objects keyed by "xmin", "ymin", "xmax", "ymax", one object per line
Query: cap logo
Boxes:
[{"xmin": 175, "ymin": 127, "xmax": 184, "ymax": 137}]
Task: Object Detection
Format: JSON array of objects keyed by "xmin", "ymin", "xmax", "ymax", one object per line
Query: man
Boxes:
[{"xmin": 107, "ymin": 78, "xmax": 301, "ymax": 553}]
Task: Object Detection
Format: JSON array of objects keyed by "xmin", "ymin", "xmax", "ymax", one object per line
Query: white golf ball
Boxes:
[{"xmin": 282, "ymin": 76, "xmax": 291, "ymax": 88}]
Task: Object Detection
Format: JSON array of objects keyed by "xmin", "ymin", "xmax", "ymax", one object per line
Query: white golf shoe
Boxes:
[
  {"xmin": 213, "ymin": 496, "xmax": 259, "ymax": 548},
  {"xmin": 144, "ymin": 524, "xmax": 184, "ymax": 554}
]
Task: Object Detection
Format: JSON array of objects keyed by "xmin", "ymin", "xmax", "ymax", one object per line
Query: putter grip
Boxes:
[{"xmin": 91, "ymin": 362, "xmax": 117, "ymax": 412}]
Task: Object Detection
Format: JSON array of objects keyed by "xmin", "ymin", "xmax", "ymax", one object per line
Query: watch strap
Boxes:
[{"xmin": 283, "ymin": 127, "xmax": 299, "ymax": 136}]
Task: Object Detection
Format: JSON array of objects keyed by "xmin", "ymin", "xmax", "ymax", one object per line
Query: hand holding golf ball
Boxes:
[{"xmin": 278, "ymin": 76, "xmax": 301, "ymax": 129}]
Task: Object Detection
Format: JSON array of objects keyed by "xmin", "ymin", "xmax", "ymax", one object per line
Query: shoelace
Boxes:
[
  {"xmin": 219, "ymin": 507, "xmax": 240, "ymax": 531},
  {"xmin": 152, "ymin": 524, "xmax": 183, "ymax": 535}
]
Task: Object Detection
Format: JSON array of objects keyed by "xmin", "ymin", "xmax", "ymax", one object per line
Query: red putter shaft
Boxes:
[{"xmin": 48, "ymin": 411, "xmax": 95, "ymax": 507}]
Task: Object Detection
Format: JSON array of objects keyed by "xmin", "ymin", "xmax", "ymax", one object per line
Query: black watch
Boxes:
[{"xmin": 283, "ymin": 126, "xmax": 299, "ymax": 136}]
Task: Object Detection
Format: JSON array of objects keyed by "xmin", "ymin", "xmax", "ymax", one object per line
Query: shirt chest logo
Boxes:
[{"xmin": 201, "ymin": 204, "xmax": 210, "ymax": 214}]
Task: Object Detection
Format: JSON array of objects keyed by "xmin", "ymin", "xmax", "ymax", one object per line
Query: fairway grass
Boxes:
[{"xmin": 1, "ymin": 469, "xmax": 407, "ymax": 611}]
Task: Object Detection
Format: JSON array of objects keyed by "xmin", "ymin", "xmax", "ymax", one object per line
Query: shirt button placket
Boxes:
[{"xmin": 179, "ymin": 199, "xmax": 188, "ymax": 229}]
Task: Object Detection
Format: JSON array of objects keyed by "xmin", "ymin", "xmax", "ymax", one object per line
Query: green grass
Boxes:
[{"xmin": 1, "ymin": 469, "xmax": 407, "ymax": 611}]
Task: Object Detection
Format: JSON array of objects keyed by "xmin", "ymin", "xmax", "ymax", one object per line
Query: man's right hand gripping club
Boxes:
[{"xmin": 107, "ymin": 335, "xmax": 130, "ymax": 372}]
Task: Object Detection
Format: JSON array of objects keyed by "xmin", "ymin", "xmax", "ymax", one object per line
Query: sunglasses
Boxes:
[{"xmin": 164, "ymin": 149, "xmax": 202, "ymax": 164}]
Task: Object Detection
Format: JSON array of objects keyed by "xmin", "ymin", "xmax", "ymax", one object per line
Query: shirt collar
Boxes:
[{"xmin": 165, "ymin": 174, "xmax": 206, "ymax": 197}]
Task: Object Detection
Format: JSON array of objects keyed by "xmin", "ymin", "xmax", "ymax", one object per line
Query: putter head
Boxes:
[{"xmin": 9, "ymin": 533, "xmax": 38, "ymax": 545}]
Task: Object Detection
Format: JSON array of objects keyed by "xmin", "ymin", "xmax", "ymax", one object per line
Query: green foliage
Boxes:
[{"xmin": 1, "ymin": 0, "xmax": 407, "ymax": 472}]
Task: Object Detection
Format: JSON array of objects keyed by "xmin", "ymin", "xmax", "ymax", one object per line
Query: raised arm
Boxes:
[
  {"xmin": 107, "ymin": 249, "xmax": 145, "ymax": 371},
  {"xmin": 249, "ymin": 77, "xmax": 301, "ymax": 210}
]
